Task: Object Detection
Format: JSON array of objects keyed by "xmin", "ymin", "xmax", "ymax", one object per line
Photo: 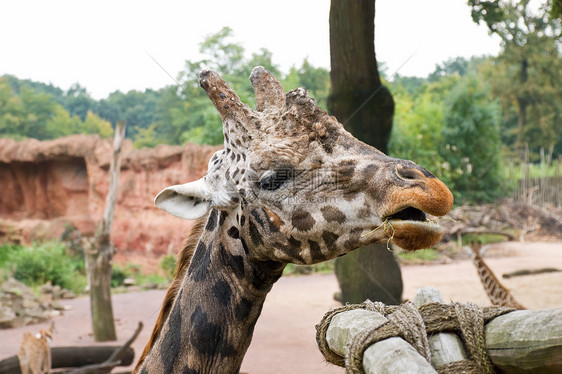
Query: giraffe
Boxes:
[
  {"xmin": 136, "ymin": 67, "xmax": 454, "ymax": 373},
  {"xmin": 467, "ymin": 243, "xmax": 525, "ymax": 309}
]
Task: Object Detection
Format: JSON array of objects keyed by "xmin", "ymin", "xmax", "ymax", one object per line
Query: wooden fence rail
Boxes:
[{"xmin": 320, "ymin": 287, "xmax": 562, "ymax": 373}]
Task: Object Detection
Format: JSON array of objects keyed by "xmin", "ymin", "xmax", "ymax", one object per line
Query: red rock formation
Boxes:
[{"xmin": 0, "ymin": 135, "xmax": 221, "ymax": 257}]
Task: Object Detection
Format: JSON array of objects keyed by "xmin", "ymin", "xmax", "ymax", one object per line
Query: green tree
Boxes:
[
  {"xmin": 0, "ymin": 77, "xmax": 25, "ymax": 138},
  {"xmin": 95, "ymin": 88, "xmax": 163, "ymax": 140},
  {"xmin": 468, "ymin": 0, "xmax": 562, "ymax": 158},
  {"xmin": 45, "ymin": 104, "xmax": 82, "ymax": 137},
  {"xmin": 79, "ymin": 111, "xmax": 113, "ymax": 138},
  {"xmin": 440, "ymin": 75, "xmax": 504, "ymax": 203},
  {"xmin": 65, "ymin": 83, "xmax": 95, "ymax": 120},
  {"xmin": 427, "ymin": 55, "xmax": 490, "ymax": 82},
  {"xmin": 389, "ymin": 87, "xmax": 446, "ymax": 175},
  {"xmin": 0, "ymin": 78, "xmax": 61, "ymax": 140}
]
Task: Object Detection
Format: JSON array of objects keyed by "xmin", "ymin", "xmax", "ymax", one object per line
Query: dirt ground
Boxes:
[{"xmin": 1, "ymin": 241, "xmax": 561, "ymax": 373}]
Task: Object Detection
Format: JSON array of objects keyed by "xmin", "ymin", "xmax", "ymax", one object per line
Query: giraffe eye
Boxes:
[{"xmin": 258, "ymin": 169, "xmax": 293, "ymax": 191}]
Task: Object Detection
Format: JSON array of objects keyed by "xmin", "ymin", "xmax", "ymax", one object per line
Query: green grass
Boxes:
[
  {"xmin": 397, "ymin": 248, "xmax": 439, "ymax": 262},
  {"xmin": 461, "ymin": 233, "xmax": 508, "ymax": 246},
  {"xmin": 506, "ymin": 159, "xmax": 561, "ymax": 179},
  {"xmin": 283, "ymin": 259, "xmax": 335, "ymax": 276}
]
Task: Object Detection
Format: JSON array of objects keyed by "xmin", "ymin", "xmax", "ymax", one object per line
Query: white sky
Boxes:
[{"xmin": 1, "ymin": 0, "xmax": 501, "ymax": 99}]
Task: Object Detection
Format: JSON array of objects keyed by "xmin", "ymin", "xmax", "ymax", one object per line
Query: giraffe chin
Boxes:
[{"xmin": 385, "ymin": 220, "xmax": 444, "ymax": 251}]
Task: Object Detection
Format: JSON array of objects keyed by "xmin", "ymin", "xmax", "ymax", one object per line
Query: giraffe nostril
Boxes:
[{"xmin": 395, "ymin": 165, "xmax": 424, "ymax": 181}]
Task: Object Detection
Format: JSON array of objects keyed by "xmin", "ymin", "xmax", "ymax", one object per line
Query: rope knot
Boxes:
[{"xmin": 316, "ymin": 300, "xmax": 513, "ymax": 373}]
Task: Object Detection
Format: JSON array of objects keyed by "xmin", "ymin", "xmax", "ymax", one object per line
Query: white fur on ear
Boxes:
[{"xmin": 154, "ymin": 179, "xmax": 212, "ymax": 220}]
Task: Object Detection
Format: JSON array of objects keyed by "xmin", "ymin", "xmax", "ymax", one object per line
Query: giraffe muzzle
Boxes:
[{"xmin": 379, "ymin": 170, "xmax": 454, "ymax": 250}]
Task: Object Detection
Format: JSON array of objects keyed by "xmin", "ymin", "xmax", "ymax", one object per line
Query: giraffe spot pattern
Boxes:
[
  {"xmin": 322, "ymin": 231, "xmax": 339, "ymax": 249},
  {"xmin": 219, "ymin": 211, "xmax": 228, "ymax": 226},
  {"xmin": 344, "ymin": 228, "xmax": 364, "ymax": 250},
  {"xmin": 189, "ymin": 242, "xmax": 211, "ymax": 282},
  {"xmin": 227, "ymin": 226, "xmax": 240, "ymax": 239},
  {"xmin": 320, "ymin": 206, "xmax": 346, "ymax": 224},
  {"xmin": 274, "ymin": 242, "xmax": 305, "ymax": 263},
  {"xmin": 338, "ymin": 165, "xmax": 355, "ymax": 180},
  {"xmin": 288, "ymin": 236, "xmax": 302, "ymax": 248},
  {"xmin": 235, "ymin": 297, "xmax": 253, "ymax": 322},
  {"xmin": 357, "ymin": 207, "xmax": 371, "ymax": 219},
  {"xmin": 248, "ymin": 220, "xmax": 264, "ymax": 247},
  {"xmin": 251, "ymin": 209, "xmax": 265, "ymax": 228},
  {"xmin": 251, "ymin": 260, "xmax": 284, "ymax": 291},
  {"xmin": 181, "ymin": 366, "xmax": 198, "ymax": 374},
  {"xmin": 240, "ymin": 238, "xmax": 250, "ymax": 254},
  {"xmin": 291, "ymin": 209, "xmax": 316, "ymax": 231},
  {"xmin": 159, "ymin": 289, "xmax": 183, "ymax": 372},
  {"xmin": 205, "ymin": 209, "xmax": 218, "ymax": 231},
  {"xmin": 218, "ymin": 243, "xmax": 245, "ymax": 278},
  {"xmin": 189, "ymin": 306, "xmax": 237, "ymax": 357},
  {"xmin": 308, "ymin": 240, "xmax": 325, "ymax": 262},
  {"xmin": 212, "ymin": 278, "xmax": 233, "ymax": 306}
]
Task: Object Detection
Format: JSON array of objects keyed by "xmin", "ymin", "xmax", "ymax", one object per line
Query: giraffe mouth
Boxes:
[
  {"xmin": 382, "ymin": 206, "xmax": 444, "ymax": 251},
  {"xmin": 385, "ymin": 206, "xmax": 427, "ymax": 222}
]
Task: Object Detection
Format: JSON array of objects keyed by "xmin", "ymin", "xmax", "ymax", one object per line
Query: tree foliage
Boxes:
[
  {"xmin": 467, "ymin": 0, "xmax": 562, "ymax": 159},
  {"xmin": 0, "ymin": 76, "xmax": 112, "ymax": 140},
  {"xmin": 440, "ymin": 75, "xmax": 504, "ymax": 203}
]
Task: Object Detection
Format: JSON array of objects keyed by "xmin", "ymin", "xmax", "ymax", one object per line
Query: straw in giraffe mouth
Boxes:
[{"xmin": 361, "ymin": 206, "xmax": 444, "ymax": 251}]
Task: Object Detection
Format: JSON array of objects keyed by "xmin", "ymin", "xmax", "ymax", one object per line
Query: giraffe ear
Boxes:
[{"xmin": 154, "ymin": 178, "xmax": 212, "ymax": 220}]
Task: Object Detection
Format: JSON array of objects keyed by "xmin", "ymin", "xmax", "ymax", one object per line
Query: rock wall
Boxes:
[{"xmin": 0, "ymin": 135, "xmax": 221, "ymax": 256}]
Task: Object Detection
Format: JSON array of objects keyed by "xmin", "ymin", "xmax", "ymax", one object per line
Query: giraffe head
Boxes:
[{"xmin": 155, "ymin": 67, "xmax": 453, "ymax": 265}]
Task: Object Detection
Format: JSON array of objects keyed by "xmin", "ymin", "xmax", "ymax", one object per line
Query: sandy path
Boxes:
[{"xmin": 1, "ymin": 241, "xmax": 561, "ymax": 373}]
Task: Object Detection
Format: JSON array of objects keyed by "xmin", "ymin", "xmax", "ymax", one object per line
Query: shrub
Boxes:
[
  {"xmin": 5, "ymin": 241, "xmax": 86, "ymax": 294},
  {"xmin": 111, "ymin": 264, "xmax": 129, "ymax": 287},
  {"xmin": 160, "ymin": 254, "xmax": 177, "ymax": 280}
]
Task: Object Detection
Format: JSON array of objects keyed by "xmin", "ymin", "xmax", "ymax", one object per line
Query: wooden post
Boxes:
[
  {"xmin": 325, "ymin": 309, "xmax": 437, "ymax": 373},
  {"xmin": 412, "ymin": 287, "xmax": 467, "ymax": 367},
  {"xmin": 486, "ymin": 309, "xmax": 562, "ymax": 373},
  {"xmin": 321, "ymin": 287, "xmax": 562, "ymax": 373},
  {"xmin": 85, "ymin": 121, "xmax": 126, "ymax": 342}
]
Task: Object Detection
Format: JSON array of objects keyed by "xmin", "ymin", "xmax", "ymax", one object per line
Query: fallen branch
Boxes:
[
  {"xmin": 64, "ymin": 321, "xmax": 143, "ymax": 374},
  {"xmin": 503, "ymin": 267, "xmax": 562, "ymax": 279},
  {"xmin": 0, "ymin": 347, "xmax": 133, "ymax": 374}
]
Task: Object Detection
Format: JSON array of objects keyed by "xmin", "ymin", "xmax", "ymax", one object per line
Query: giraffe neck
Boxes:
[
  {"xmin": 470, "ymin": 248, "xmax": 524, "ymax": 309},
  {"xmin": 139, "ymin": 209, "xmax": 285, "ymax": 374}
]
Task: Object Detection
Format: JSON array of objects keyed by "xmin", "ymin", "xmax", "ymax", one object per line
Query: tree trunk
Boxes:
[
  {"xmin": 0, "ymin": 346, "xmax": 134, "ymax": 374},
  {"xmin": 329, "ymin": 0, "xmax": 402, "ymax": 305},
  {"xmin": 515, "ymin": 57, "xmax": 528, "ymax": 157},
  {"xmin": 85, "ymin": 121, "xmax": 126, "ymax": 342},
  {"xmin": 335, "ymin": 244, "xmax": 402, "ymax": 305}
]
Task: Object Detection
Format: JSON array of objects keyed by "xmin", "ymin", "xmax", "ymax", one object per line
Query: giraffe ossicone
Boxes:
[{"xmin": 137, "ymin": 67, "xmax": 453, "ymax": 373}]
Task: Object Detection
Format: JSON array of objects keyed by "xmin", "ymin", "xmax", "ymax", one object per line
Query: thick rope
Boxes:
[{"xmin": 316, "ymin": 300, "xmax": 513, "ymax": 373}]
